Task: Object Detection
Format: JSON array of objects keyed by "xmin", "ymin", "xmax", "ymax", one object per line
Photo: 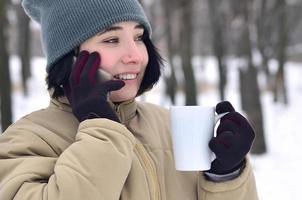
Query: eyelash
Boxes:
[
  {"xmin": 103, "ymin": 38, "xmax": 118, "ymax": 44},
  {"xmin": 136, "ymin": 35, "xmax": 144, "ymax": 41},
  {"xmin": 103, "ymin": 34, "xmax": 144, "ymax": 44}
]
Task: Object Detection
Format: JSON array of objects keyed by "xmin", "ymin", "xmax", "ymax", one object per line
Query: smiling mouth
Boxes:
[{"xmin": 114, "ymin": 73, "xmax": 138, "ymax": 80}]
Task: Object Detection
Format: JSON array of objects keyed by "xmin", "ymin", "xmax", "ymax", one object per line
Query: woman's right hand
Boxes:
[{"xmin": 63, "ymin": 51, "xmax": 125, "ymax": 122}]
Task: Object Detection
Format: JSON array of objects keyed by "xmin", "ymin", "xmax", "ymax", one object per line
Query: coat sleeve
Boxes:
[
  {"xmin": 198, "ymin": 158, "xmax": 259, "ymax": 200},
  {"xmin": 0, "ymin": 118, "xmax": 136, "ymax": 200}
]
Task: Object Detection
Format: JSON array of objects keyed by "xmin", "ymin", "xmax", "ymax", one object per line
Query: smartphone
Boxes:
[{"xmin": 97, "ymin": 69, "xmax": 112, "ymax": 83}]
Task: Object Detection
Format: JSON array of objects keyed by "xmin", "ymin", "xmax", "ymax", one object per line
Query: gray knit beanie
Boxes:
[{"xmin": 22, "ymin": 0, "xmax": 151, "ymax": 72}]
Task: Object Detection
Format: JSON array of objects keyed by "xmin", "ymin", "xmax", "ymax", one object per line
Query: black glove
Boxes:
[
  {"xmin": 63, "ymin": 51, "xmax": 125, "ymax": 122},
  {"xmin": 207, "ymin": 101, "xmax": 255, "ymax": 174}
]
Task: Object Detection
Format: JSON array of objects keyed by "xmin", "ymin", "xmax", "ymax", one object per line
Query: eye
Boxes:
[
  {"xmin": 103, "ymin": 37, "xmax": 119, "ymax": 44},
  {"xmin": 135, "ymin": 34, "xmax": 144, "ymax": 42}
]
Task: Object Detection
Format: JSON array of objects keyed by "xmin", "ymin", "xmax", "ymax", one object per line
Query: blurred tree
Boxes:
[
  {"xmin": 141, "ymin": 0, "xmax": 196, "ymax": 105},
  {"xmin": 231, "ymin": 0, "xmax": 267, "ymax": 154},
  {"xmin": 255, "ymin": 0, "xmax": 302, "ymax": 104},
  {"xmin": 15, "ymin": 1, "xmax": 31, "ymax": 96},
  {"xmin": 0, "ymin": 0, "xmax": 12, "ymax": 131},
  {"xmin": 207, "ymin": 0, "xmax": 227, "ymax": 101},
  {"xmin": 179, "ymin": 0, "xmax": 197, "ymax": 105},
  {"xmin": 255, "ymin": 0, "xmax": 274, "ymax": 87},
  {"xmin": 273, "ymin": 0, "xmax": 288, "ymax": 104},
  {"xmin": 141, "ymin": 0, "xmax": 178, "ymax": 104},
  {"xmin": 161, "ymin": 0, "xmax": 178, "ymax": 104}
]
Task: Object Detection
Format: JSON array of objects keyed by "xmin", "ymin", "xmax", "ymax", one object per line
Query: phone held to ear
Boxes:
[
  {"xmin": 98, "ymin": 69, "xmax": 112, "ymax": 82},
  {"xmin": 97, "ymin": 69, "xmax": 114, "ymax": 101}
]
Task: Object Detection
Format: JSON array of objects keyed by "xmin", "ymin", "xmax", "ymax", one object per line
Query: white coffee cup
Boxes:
[{"xmin": 170, "ymin": 106, "xmax": 228, "ymax": 171}]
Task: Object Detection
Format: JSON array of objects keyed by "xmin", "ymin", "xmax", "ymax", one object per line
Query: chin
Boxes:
[{"xmin": 110, "ymin": 91, "xmax": 137, "ymax": 103}]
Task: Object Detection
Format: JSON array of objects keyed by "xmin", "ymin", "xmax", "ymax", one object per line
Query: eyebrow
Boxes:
[{"xmin": 97, "ymin": 24, "xmax": 144, "ymax": 36}]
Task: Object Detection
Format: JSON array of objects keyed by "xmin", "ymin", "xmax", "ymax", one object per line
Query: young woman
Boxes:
[{"xmin": 0, "ymin": 0, "xmax": 258, "ymax": 199}]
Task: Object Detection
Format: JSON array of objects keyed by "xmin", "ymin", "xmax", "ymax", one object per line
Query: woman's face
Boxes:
[{"xmin": 80, "ymin": 21, "xmax": 149, "ymax": 102}]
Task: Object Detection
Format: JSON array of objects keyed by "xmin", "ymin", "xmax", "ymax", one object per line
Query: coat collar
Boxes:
[{"xmin": 110, "ymin": 99, "xmax": 137, "ymax": 124}]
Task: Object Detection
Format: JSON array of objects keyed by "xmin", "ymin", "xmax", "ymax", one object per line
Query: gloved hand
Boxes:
[
  {"xmin": 63, "ymin": 51, "xmax": 125, "ymax": 122},
  {"xmin": 207, "ymin": 101, "xmax": 255, "ymax": 174}
]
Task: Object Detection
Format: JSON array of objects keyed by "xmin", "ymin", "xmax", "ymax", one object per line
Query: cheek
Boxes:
[
  {"xmin": 79, "ymin": 45, "xmax": 116, "ymax": 72},
  {"xmin": 98, "ymin": 51, "xmax": 118, "ymax": 72}
]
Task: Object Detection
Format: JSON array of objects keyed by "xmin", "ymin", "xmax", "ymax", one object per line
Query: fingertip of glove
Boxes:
[
  {"xmin": 78, "ymin": 50, "xmax": 89, "ymax": 59},
  {"xmin": 117, "ymin": 80, "xmax": 126, "ymax": 88},
  {"xmin": 106, "ymin": 80, "xmax": 125, "ymax": 91},
  {"xmin": 216, "ymin": 101, "xmax": 235, "ymax": 114},
  {"xmin": 90, "ymin": 51, "xmax": 100, "ymax": 59},
  {"xmin": 86, "ymin": 52, "xmax": 101, "ymax": 66}
]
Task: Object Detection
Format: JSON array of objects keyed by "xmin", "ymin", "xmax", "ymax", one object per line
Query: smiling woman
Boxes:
[
  {"xmin": 79, "ymin": 21, "xmax": 149, "ymax": 102},
  {"xmin": 0, "ymin": 0, "xmax": 258, "ymax": 200}
]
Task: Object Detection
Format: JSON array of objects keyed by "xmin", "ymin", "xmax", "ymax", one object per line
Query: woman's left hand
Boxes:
[{"xmin": 207, "ymin": 101, "xmax": 255, "ymax": 174}]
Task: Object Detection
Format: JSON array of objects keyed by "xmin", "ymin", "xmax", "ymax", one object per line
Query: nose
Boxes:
[{"xmin": 121, "ymin": 41, "xmax": 143, "ymax": 65}]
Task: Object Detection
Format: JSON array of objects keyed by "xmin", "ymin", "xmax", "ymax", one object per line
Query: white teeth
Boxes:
[{"xmin": 117, "ymin": 74, "xmax": 137, "ymax": 80}]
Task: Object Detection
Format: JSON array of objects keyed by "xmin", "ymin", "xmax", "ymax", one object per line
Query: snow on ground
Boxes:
[
  {"xmin": 250, "ymin": 62, "xmax": 302, "ymax": 200},
  {"xmin": 7, "ymin": 56, "xmax": 302, "ymax": 199}
]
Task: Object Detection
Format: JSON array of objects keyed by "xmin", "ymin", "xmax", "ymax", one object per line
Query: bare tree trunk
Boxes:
[
  {"xmin": 162, "ymin": 0, "xmax": 178, "ymax": 104},
  {"xmin": 233, "ymin": 0, "xmax": 267, "ymax": 154},
  {"xmin": 273, "ymin": 0, "xmax": 288, "ymax": 104},
  {"xmin": 179, "ymin": 0, "xmax": 197, "ymax": 105},
  {"xmin": 0, "ymin": 0, "xmax": 12, "ymax": 131},
  {"xmin": 16, "ymin": 2, "xmax": 31, "ymax": 96},
  {"xmin": 207, "ymin": 0, "xmax": 227, "ymax": 101},
  {"xmin": 256, "ymin": 0, "xmax": 272, "ymax": 87},
  {"xmin": 240, "ymin": 66, "xmax": 266, "ymax": 154}
]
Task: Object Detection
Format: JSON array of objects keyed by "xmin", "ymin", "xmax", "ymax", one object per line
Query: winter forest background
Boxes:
[{"xmin": 1, "ymin": 0, "xmax": 302, "ymax": 199}]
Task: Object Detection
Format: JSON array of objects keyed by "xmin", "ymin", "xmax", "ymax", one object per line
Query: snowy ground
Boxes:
[{"xmin": 7, "ymin": 56, "xmax": 302, "ymax": 199}]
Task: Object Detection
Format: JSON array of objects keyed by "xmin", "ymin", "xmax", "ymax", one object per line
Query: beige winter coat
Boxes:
[{"xmin": 0, "ymin": 97, "xmax": 258, "ymax": 200}]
